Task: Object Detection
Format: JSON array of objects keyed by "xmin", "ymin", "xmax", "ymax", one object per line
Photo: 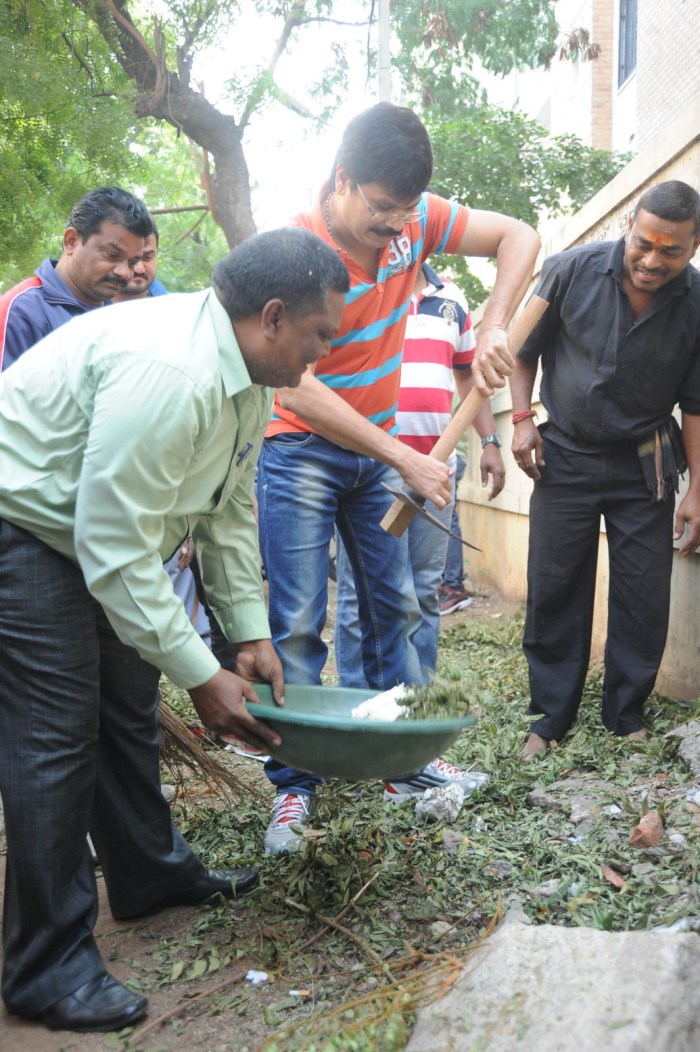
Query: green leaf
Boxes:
[{"xmin": 186, "ymin": 957, "xmax": 208, "ymax": 979}]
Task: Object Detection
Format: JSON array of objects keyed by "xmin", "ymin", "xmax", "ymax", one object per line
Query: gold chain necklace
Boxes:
[{"xmin": 324, "ymin": 192, "xmax": 336, "ymax": 241}]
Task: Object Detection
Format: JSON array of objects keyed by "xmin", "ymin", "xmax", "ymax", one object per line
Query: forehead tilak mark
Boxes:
[{"xmin": 636, "ymin": 227, "xmax": 677, "ymax": 247}]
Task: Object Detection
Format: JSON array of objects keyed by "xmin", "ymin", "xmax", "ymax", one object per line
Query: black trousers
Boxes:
[
  {"xmin": 0, "ymin": 520, "xmax": 206, "ymax": 1016},
  {"xmin": 523, "ymin": 435, "xmax": 675, "ymax": 740}
]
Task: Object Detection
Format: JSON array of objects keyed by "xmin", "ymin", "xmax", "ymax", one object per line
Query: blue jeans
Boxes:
[
  {"xmin": 164, "ymin": 555, "xmax": 211, "ymax": 645},
  {"xmin": 335, "ymin": 477, "xmax": 455, "ymax": 686},
  {"xmin": 257, "ymin": 433, "xmax": 424, "ymax": 794},
  {"xmin": 443, "ymin": 453, "xmax": 467, "ymax": 589}
]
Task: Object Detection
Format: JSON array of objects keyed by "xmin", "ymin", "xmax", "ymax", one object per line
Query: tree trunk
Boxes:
[
  {"xmin": 135, "ymin": 86, "xmax": 257, "ymax": 248},
  {"xmin": 83, "ymin": 0, "xmax": 258, "ymax": 246}
]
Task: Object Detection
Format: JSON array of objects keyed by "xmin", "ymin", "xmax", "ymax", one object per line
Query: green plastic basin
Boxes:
[{"xmin": 245, "ymin": 684, "xmax": 476, "ymax": 781}]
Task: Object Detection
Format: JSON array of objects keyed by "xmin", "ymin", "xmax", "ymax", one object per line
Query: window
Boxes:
[{"xmin": 618, "ymin": 0, "xmax": 638, "ymax": 86}]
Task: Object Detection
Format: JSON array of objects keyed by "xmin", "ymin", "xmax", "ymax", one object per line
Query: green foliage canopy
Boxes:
[
  {"xmin": 426, "ymin": 106, "xmax": 629, "ymax": 304},
  {"xmin": 392, "ymin": 0, "xmax": 559, "ymax": 110},
  {"xmin": 0, "ymin": 0, "xmax": 144, "ymax": 282},
  {"xmin": 0, "ymin": 0, "xmax": 629, "ymax": 297}
]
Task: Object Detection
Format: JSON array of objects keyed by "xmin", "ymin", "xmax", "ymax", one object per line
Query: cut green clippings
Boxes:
[{"xmin": 399, "ymin": 671, "xmax": 490, "ymax": 720}]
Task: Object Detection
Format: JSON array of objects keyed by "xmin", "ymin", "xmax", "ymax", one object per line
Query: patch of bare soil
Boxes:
[{"xmin": 0, "ymin": 784, "xmax": 282, "ymax": 1052}]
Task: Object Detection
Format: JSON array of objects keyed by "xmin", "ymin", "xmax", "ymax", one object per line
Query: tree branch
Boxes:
[
  {"xmin": 103, "ymin": 0, "xmax": 160, "ymax": 69},
  {"xmin": 238, "ymin": 0, "xmax": 306, "ymax": 131}
]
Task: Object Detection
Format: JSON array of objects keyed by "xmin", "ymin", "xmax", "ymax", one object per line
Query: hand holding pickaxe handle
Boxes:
[{"xmin": 380, "ymin": 293, "xmax": 550, "ymax": 537}]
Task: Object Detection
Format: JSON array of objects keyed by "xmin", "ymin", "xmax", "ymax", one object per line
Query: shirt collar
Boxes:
[
  {"xmin": 420, "ymin": 261, "xmax": 443, "ymax": 292},
  {"xmin": 205, "ymin": 289, "xmax": 253, "ymax": 397},
  {"xmin": 39, "ymin": 258, "xmax": 110, "ymax": 309},
  {"xmin": 597, "ymin": 237, "xmax": 626, "ymax": 281}
]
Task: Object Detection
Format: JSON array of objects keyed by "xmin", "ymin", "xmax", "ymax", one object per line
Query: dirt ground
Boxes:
[
  {"xmin": 0, "ymin": 588, "xmax": 513, "ymax": 1052},
  {"xmin": 0, "ymin": 853, "xmax": 265, "ymax": 1052}
]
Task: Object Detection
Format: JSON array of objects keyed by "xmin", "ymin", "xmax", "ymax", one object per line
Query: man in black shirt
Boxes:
[{"xmin": 511, "ymin": 180, "xmax": 700, "ymax": 759}]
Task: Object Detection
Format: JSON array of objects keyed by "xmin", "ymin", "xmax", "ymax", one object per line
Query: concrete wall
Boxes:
[{"xmin": 459, "ymin": 100, "xmax": 700, "ymax": 699}]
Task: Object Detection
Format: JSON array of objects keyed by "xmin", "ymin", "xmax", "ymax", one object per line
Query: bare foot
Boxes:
[
  {"xmin": 520, "ymin": 732, "xmax": 550, "ymax": 761},
  {"xmin": 625, "ymin": 728, "xmax": 648, "ymax": 740}
]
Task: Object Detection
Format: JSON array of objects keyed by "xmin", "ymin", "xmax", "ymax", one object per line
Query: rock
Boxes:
[
  {"xmin": 430, "ymin": 920, "xmax": 455, "ymax": 943},
  {"xmin": 526, "ymin": 788, "xmax": 563, "ymax": 810},
  {"xmin": 530, "ymin": 879, "xmax": 561, "ymax": 899},
  {"xmin": 442, "ymin": 828, "xmax": 468, "ymax": 854},
  {"xmin": 461, "ymin": 771, "xmax": 490, "ymax": 795},
  {"xmin": 415, "ymin": 783, "xmax": 464, "ymax": 823},
  {"xmin": 666, "ymin": 721, "xmax": 700, "ymax": 779},
  {"xmin": 571, "ymin": 818, "xmax": 595, "ymax": 838},
  {"xmin": 407, "ymin": 921, "xmax": 700, "ymax": 1052},
  {"xmin": 548, "ymin": 776, "xmax": 618, "ymax": 799},
  {"xmin": 503, "ymin": 895, "xmax": 532, "ymax": 926},
  {"xmin": 569, "ymin": 800, "xmax": 596, "ymax": 824},
  {"xmin": 482, "ymin": 860, "xmax": 513, "ymax": 880},
  {"xmin": 652, "ymin": 917, "xmax": 700, "ymax": 933},
  {"xmin": 527, "ymin": 778, "xmax": 617, "ymax": 815}
]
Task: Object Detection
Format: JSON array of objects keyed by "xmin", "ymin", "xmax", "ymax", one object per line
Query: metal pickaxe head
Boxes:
[{"xmin": 380, "ymin": 483, "xmax": 481, "ymax": 550}]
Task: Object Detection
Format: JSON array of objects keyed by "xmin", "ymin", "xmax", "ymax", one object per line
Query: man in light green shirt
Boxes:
[{"xmin": 0, "ymin": 227, "xmax": 348, "ymax": 1034}]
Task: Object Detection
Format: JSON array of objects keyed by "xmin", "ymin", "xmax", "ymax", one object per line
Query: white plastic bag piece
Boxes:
[
  {"xmin": 350, "ymin": 684, "xmax": 410, "ymax": 721},
  {"xmin": 245, "ymin": 969, "xmax": 269, "ymax": 985},
  {"xmin": 415, "ymin": 782, "xmax": 465, "ymax": 823}
]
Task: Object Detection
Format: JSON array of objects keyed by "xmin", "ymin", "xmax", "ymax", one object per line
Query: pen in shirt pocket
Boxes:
[{"xmin": 236, "ymin": 442, "xmax": 254, "ymax": 466}]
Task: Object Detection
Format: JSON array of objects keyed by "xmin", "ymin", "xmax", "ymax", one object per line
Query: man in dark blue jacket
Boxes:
[{"xmin": 0, "ymin": 186, "xmax": 154, "ymax": 370}]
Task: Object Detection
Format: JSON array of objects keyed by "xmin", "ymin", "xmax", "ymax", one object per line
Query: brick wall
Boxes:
[
  {"xmin": 591, "ymin": 0, "xmax": 614, "ymax": 149},
  {"xmin": 634, "ymin": 0, "xmax": 700, "ymax": 153}
]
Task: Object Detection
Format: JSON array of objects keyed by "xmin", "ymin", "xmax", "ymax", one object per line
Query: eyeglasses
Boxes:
[{"xmin": 355, "ymin": 183, "xmax": 422, "ymax": 225}]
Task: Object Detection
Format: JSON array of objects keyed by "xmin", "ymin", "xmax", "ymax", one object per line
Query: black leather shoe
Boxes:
[
  {"xmin": 119, "ymin": 866, "xmax": 260, "ymax": 919},
  {"xmin": 36, "ymin": 973, "xmax": 148, "ymax": 1032}
]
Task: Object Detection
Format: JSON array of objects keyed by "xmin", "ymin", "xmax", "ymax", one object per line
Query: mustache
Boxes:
[{"xmin": 370, "ymin": 226, "xmax": 399, "ymax": 239}]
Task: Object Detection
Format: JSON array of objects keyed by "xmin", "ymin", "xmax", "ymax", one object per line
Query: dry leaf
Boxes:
[
  {"xmin": 600, "ymin": 863, "xmax": 625, "ymax": 890},
  {"xmin": 629, "ymin": 810, "xmax": 664, "ymax": 848},
  {"xmin": 413, "ymin": 869, "xmax": 427, "ymax": 892},
  {"xmin": 301, "ymin": 828, "xmax": 326, "ymax": 840}
]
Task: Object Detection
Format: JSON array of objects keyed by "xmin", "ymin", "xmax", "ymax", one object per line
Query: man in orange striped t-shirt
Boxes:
[{"xmin": 257, "ymin": 103, "xmax": 540, "ymax": 855}]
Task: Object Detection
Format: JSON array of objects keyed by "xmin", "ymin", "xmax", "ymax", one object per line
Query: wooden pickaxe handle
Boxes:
[{"xmin": 380, "ymin": 293, "xmax": 550, "ymax": 537}]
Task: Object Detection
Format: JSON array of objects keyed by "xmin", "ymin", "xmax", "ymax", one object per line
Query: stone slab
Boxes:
[{"xmin": 407, "ymin": 919, "xmax": 700, "ymax": 1052}]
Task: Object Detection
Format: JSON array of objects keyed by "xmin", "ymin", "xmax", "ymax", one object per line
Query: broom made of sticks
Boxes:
[{"xmin": 159, "ymin": 696, "xmax": 261, "ymax": 802}]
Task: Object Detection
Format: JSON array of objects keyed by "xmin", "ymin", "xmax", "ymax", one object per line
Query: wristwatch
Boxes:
[{"xmin": 480, "ymin": 432, "xmax": 502, "ymax": 449}]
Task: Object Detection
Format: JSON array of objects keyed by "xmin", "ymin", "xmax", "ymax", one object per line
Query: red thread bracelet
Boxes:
[{"xmin": 512, "ymin": 410, "xmax": 537, "ymax": 424}]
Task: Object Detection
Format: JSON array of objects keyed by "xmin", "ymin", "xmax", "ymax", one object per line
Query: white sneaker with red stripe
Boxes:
[
  {"xmin": 264, "ymin": 792, "xmax": 315, "ymax": 856},
  {"xmin": 383, "ymin": 757, "xmax": 489, "ymax": 803}
]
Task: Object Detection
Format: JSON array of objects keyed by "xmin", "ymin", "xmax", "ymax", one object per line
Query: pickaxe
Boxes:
[{"xmin": 380, "ymin": 293, "xmax": 549, "ymax": 538}]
